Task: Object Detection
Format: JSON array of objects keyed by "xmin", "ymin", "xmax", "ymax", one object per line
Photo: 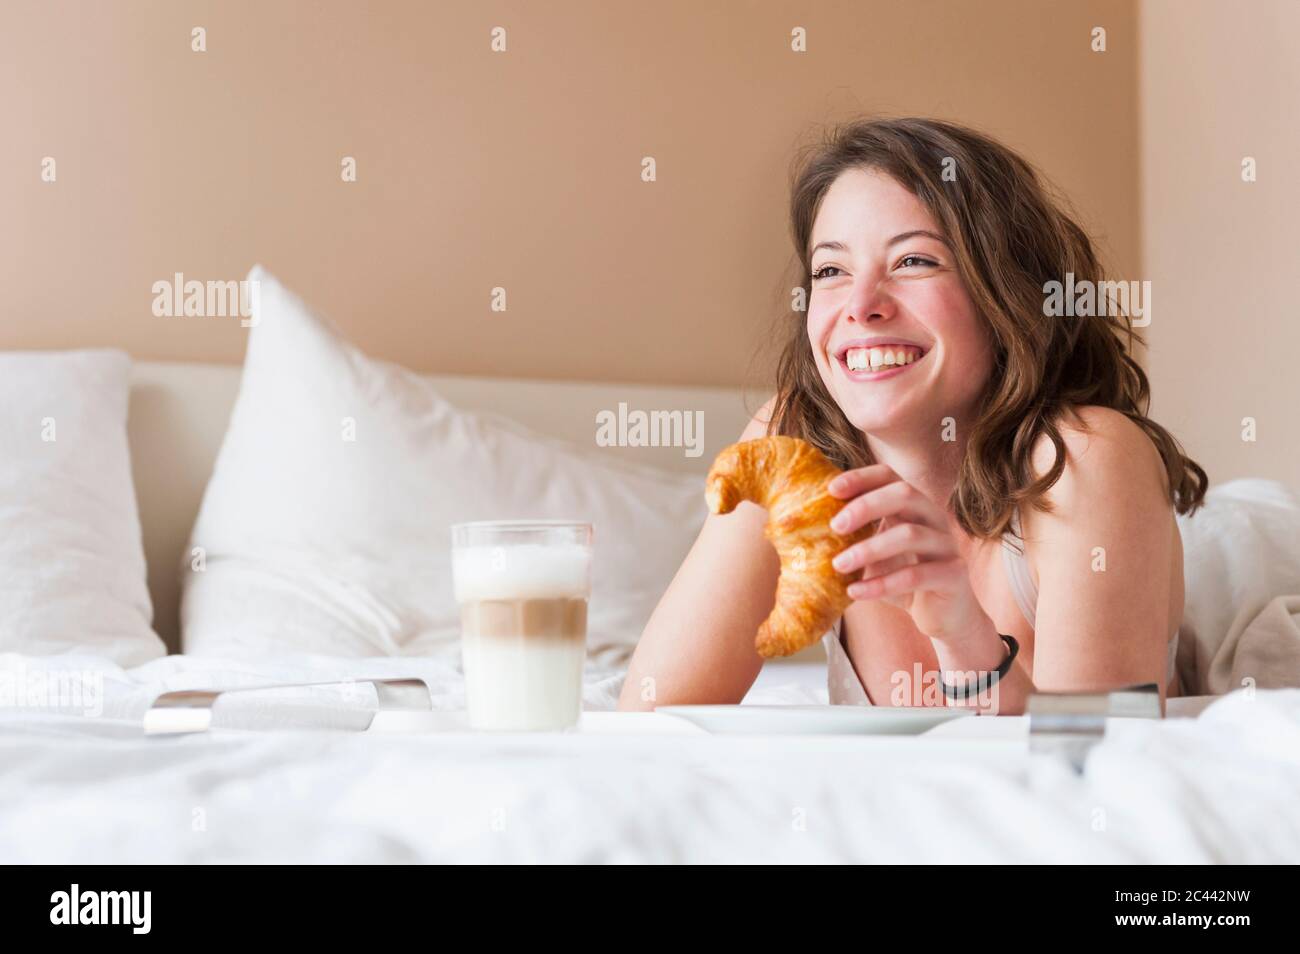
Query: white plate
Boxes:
[
  {"xmin": 655, "ymin": 704, "xmax": 976, "ymax": 736},
  {"xmin": 368, "ymin": 710, "xmax": 706, "ymax": 734}
]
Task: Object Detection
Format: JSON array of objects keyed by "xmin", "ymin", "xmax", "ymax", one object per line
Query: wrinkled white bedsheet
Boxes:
[{"xmin": 1, "ymin": 651, "xmax": 1297, "ymax": 863}]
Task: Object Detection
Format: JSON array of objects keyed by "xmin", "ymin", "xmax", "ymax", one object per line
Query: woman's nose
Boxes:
[{"xmin": 845, "ymin": 273, "xmax": 895, "ymax": 323}]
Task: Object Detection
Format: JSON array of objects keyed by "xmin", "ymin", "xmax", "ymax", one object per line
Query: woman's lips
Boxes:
[{"xmin": 836, "ymin": 349, "xmax": 928, "ymax": 381}]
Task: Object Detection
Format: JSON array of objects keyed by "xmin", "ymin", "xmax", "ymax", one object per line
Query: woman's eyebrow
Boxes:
[
  {"xmin": 810, "ymin": 230, "xmax": 950, "ymax": 257},
  {"xmin": 887, "ymin": 229, "xmax": 950, "ymax": 248},
  {"xmin": 810, "ymin": 239, "xmax": 849, "ymax": 256}
]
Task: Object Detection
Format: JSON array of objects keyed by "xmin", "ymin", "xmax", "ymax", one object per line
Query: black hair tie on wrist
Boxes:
[{"xmin": 939, "ymin": 633, "xmax": 1019, "ymax": 701}]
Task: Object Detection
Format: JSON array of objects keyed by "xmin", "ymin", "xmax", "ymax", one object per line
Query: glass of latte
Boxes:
[{"xmin": 451, "ymin": 520, "xmax": 592, "ymax": 731}]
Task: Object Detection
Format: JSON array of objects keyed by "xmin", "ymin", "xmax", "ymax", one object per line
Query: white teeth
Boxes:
[{"xmin": 843, "ymin": 346, "xmax": 922, "ymax": 372}]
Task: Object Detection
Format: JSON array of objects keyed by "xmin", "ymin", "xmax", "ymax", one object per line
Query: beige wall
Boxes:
[
  {"xmin": 3, "ymin": 0, "xmax": 1139, "ymax": 399},
  {"xmin": 1140, "ymin": 0, "xmax": 1300, "ymax": 487}
]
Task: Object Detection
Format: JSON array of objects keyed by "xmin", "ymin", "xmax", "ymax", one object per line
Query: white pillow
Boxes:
[
  {"xmin": 181, "ymin": 266, "xmax": 706, "ymax": 665},
  {"xmin": 1174, "ymin": 478, "xmax": 1300, "ymax": 693},
  {"xmin": 0, "ymin": 350, "xmax": 162, "ymax": 665}
]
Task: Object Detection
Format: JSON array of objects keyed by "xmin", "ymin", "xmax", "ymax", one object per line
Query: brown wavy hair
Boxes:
[{"xmin": 768, "ymin": 116, "xmax": 1207, "ymax": 541}]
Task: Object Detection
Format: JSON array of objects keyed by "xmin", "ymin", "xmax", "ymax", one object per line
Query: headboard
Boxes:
[{"xmin": 127, "ymin": 361, "xmax": 765, "ymax": 652}]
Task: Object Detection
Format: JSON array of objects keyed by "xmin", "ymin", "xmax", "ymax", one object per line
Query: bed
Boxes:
[
  {"xmin": 3, "ymin": 646, "xmax": 1298, "ymax": 863},
  {"xmin": 1, "ymin": 354, "xmax": 1297, "ymax": 864}
]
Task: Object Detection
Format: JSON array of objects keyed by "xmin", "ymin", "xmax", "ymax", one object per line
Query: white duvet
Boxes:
[{"xmin": 2, "ymin": 650, "xmax": 1298, "ymax": 864}]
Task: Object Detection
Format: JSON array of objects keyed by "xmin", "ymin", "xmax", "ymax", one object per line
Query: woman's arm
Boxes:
[
  {"xmin": 617, "ymin": 400, "xmax": 781, "ymax": 711},
  {"xmin": 1021, "ymin": 405, "xmax": 1180, "ymax": 710},
  {"xmin": 891, "ymin": 406, "xmax": 1178, "ymax": 715}
]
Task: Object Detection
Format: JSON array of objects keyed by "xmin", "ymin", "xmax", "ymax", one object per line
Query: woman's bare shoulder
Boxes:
[
  {"xmin": 737, "ymin": 393, "xmax": 779, "ymax": 442},
  {"xmin": 1030, "ymin": 404, "xmax": 1165, "ymax": 487},
  {"xmin": 1023, "ymin": 404, "xmax": 1174, "ymax": 547}
]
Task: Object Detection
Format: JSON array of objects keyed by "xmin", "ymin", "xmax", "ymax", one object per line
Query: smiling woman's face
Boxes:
[{"xmin": 807, "ymin": 167, "xmax": 993, "ymax": 437}]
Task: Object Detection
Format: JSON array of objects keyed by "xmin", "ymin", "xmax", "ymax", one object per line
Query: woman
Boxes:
[{"xmin": 618, "ymin": 117, "xmax": 1207, "ymax": 716}]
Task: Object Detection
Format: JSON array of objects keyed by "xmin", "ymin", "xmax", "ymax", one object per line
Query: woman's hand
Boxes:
[{"xmin": 827, "ymin": 464, "xmax": 990, "ymax": 642}]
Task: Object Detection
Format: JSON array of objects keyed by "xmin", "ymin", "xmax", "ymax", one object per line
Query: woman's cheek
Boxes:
[{"xmin": 805, "ymin": 304, "xmax": 834, "ymax": 349}]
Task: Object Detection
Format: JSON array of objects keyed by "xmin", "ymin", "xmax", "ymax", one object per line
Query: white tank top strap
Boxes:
[
  {"xmin": 1001, "ymin": 506, "xmax": 1038, "ymax": 629},
  {"xmin": 823, "ymin": 619, "xmax": 873, "ymax": 707}
]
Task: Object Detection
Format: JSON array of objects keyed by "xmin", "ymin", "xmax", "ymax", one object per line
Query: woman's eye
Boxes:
[
  {"xmin": 811, "ymin": 265, "xmax": 842, "ymax": 280},
  {"xmin": 897, "ymin": 255, "xmax": 937, "ymax": 269}
]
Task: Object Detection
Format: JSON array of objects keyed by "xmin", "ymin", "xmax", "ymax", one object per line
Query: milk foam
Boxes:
[{"xmin": 452, "ymin": 544, "xmax": 592, "ymax": 602}]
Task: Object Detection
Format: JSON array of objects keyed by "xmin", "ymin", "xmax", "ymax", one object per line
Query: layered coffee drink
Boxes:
[{"xmin": 451, "ymin": 522, "xmax": 592, "ymax": 731}]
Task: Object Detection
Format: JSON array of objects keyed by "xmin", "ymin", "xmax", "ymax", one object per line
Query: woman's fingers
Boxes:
[
  {"xmin": 827, "ymin": 464, "xmax": 898, "ymax": 500},
  {"xmin": 863, "ymin": 545, "xmax": 919, "ymax": 608},
  {"xmin": 846, "ymin": 558, "xmax": 967, "ymax": 601},
  {"xmin": 829, "ymin": 479, "xmax": 945, "ymax": 536},
  {"xmin": 831, "ymin": 521, "xmax": 956, "ymax": 575}
]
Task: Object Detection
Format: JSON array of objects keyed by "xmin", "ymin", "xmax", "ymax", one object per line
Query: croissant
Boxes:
[{"xmin": 705, "ymin": 435, "xmax": 877, "ymax": 658}]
